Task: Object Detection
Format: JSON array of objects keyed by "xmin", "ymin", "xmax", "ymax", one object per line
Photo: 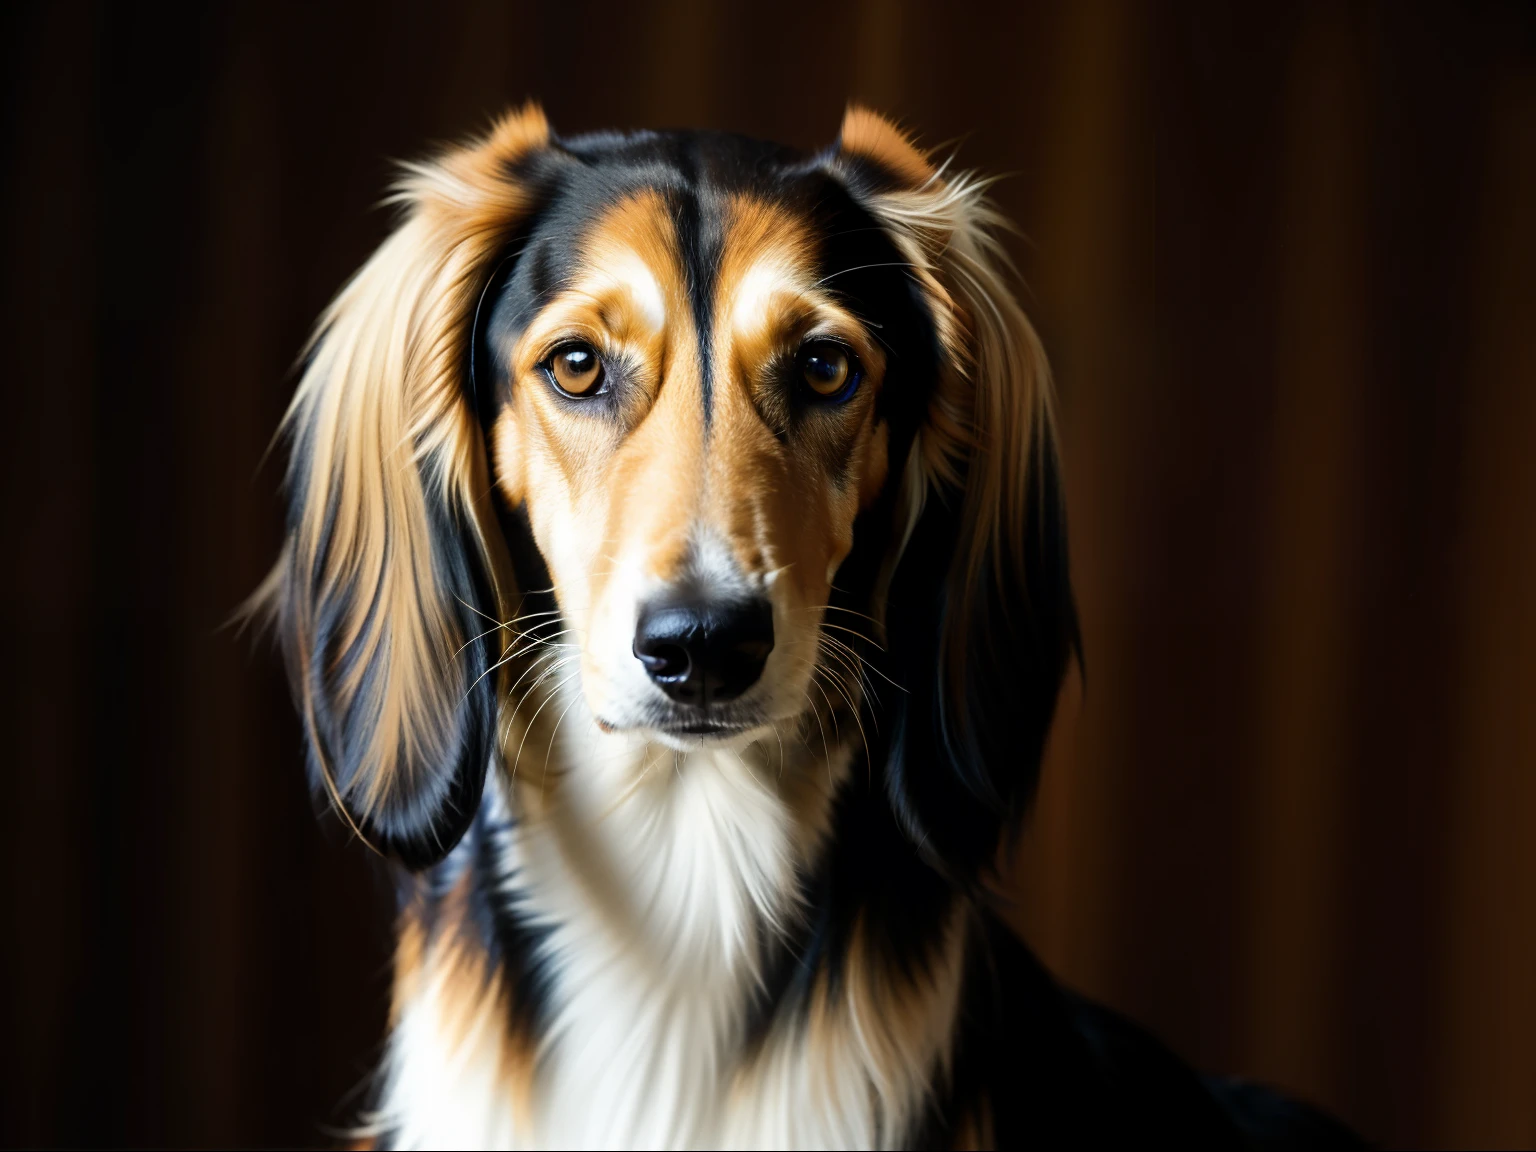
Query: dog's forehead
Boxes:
[
  {"xmin": 487, "ymin": 132, "xmax": 841, "ymax": 345},
  {"xmin": 552, "ymin": 128, "xmax": 822, "ymax": 209}
]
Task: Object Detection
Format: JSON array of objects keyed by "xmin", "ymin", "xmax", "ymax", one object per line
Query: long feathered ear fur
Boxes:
[
  {"xmin": 259, "ymin": 106, "xmax": 550, "ymax": 869},
  {"xmin": 831, "ymin": 107, "xmax": 1081, "ymax": 880}
]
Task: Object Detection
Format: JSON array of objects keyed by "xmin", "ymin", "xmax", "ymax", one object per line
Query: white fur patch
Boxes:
[
  {"xmin": 376, "ymin": 715, "xmax": 964, "ymax": 1150},
  {"xmin": 605, "ymin": 251, "xmax": 667, "ymax": 334},
  {"xmin": 379, "ymin": 969, "xmax": 525, "ymax": 1150},
  {"xmin": 729, "ymin": 256, "xmax": 793, "ymax": 336},
  {"xmin": 517, "ymin": 727, "xmax": 798, "ymax": 1148}
]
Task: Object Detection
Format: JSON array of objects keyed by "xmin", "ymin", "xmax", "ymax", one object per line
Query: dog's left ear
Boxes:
[
  {"xmin": 828, "ymin": 108, "xmax": 1081, "ymax": 880},
  {"xmin": 261, "ymin": 106, "xmax": 550, "ymax": 869}
]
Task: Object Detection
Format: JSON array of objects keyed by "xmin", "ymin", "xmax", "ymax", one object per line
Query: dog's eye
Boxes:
[
  {"xmin": 798, "ymin": 341, "xmax": 861, "ymax": 402},
  {"xmin": 547, "ymin": 342, "xmax": 605, "ymax": 397}
]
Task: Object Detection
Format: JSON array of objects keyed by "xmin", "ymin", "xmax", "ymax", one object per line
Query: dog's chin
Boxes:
[
  {"xmin": 647, "ymin": 723, "xmax": 771, "ymax": 753},
  {"xmin": 594, "ymin": 706, "xmax": 782, "ymax": 753}
]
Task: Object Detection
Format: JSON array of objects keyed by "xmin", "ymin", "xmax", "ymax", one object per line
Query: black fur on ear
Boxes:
[
  {"xmin": 260, "ymin": 106, "xmax": 552, "ymax": 869},
  {"xmin": 879, "ymin": 428, "xmax": 1079, "ymax": 880},
  {"xmin": 829, "ymin": 107, "xmax": 1081, "ymax": 882},
  {"xmin": 272, "ymin": 433, "xmax": 500, "ymax": 872}
]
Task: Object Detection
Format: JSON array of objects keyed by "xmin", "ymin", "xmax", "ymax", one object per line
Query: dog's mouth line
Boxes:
[
  {"xmin": 596, "ymin": 717, "xmax": 757, "ymax": 735},
  {"xmin": 671, "ymin": 720, "xmax": 750, "ymax": 735},
  {"xmin": 593, "ymin": 710, "xmax": 795, "ymax": 744}
]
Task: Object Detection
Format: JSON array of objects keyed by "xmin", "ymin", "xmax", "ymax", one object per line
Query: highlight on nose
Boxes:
[{"xmin": 633, "ymin": 596, "xmax": 775, "ymax": 707}]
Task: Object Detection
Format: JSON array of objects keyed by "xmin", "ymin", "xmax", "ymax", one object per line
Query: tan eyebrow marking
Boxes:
[
  {"xmin": 508, "ymin": 191, "xmax": 684, "ymax": 375},
  {"xmin": 718, "ymin": 196, "xmax": 815, "ymax": 336},
  {"xmin": 580, "ymin": 189, "xmax": 681, "ymax": 336},
  {"xmin": 587, "ymin": 249, "xmax": 666, "ymax": 335},
  {"xmin": 716, "ymin": 195, "xmax": 887, "ymax": 395}
]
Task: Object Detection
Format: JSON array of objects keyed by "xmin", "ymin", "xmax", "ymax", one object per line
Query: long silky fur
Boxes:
[
  {"xmin": 264, "ymin": 108, "xmax": 549, "ymax": 865},
  {"xmin": 263, "ymin": 105, "xmax": 1081, "ymax": 1149}
]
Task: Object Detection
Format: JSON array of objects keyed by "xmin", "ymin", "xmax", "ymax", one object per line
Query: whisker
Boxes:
[
  {"xmin": 802, "ymin": 679, "xmax": 836, "ymax": 787},
  {"xmin": 816, "ymin": 636, "xmax": 878, "ymax": 710},
  {"xmin": 817, "ymin": 662, "xmax": 872, "ymax": 771},
  {"xmin": 811, "ymin": 260, "xmax": 919, "ymax": 289},
  {"xmin": 804, "ymin": 667, "xmax": 841, "ymax": 752},
  {"xmin": 820, "ymin": 602, "xmax": 886, "ymax": 629},
  {"xmin": 508, "ymin": 648, "xmax": 575, "ymax": 713},
  {"xmin": 511, "ymin": 665, "xmax": 582, "ymax": 779},
  {"xmin": 462, "ymin": 628, "xmax": 575, "ymax": 703},
  {"xmin": 499, "ymin": 649, "xmax": 574, "ymax": 747},
  {"xmin": 817, "ymin": 620, "xmax": 887, "ymax": 654},
  {"xmin": 505, "ymin": 627, "xmax": 576, "ymax": 658},
  {"xmin": 542, "ymin": 684, "xmax": 589, "ymax": 776},
  {"xmin": 501, "ymin": 643, "xmax": 572, "ymax": 705},
  {"xmin": 454, "ymin": 596, "xmax": 509, "ymax": 629},
  {"xmin": 819, "ymin": 632, "xmax": 905, "ymax": 699},
  {"xmin": 452, "ymin": 606, "xmax": 565, "ymax": 658}
]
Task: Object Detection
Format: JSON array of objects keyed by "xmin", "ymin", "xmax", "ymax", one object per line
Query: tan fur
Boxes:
[
  {"xmin": 491, "ymin": 187, "xmax": 894, "ymax": 733},
  {"xmin": 839, "ymin": 106, "xmax": 937, "ymax": 188},
  {"xmin": 378, "ymin": 879, "xmax": 537, "ymax": 1140},
  {"xmin": 269, "ymin": 105, "xmax": 549, "ymax": 829},
  {"xmin": 709, "ymin": 193, "xmax": 888, "ymax": 601}
]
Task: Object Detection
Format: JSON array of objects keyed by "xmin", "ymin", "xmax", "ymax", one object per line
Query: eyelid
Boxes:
[
  {"xmin": 535, "ymin": 333, "xmax": 605, "ymax": 367},
  {"xmin": 801, "ymin": 331, "xmax": 856, "ymax": 351},
  {"xmin": 799, "ymin": 331, "xmax": 873, "ymax": 373},
  {"xmin": 798, "ymin": 335, "xmax": 863, "ymax": 370}
]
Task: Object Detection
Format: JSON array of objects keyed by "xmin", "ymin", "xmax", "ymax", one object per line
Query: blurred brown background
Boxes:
[{"xmin": 2, "ymin": 1, "xmax": 1532, "ymax": 1146}]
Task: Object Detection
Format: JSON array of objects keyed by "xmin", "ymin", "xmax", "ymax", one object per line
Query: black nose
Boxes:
[{"xmin": 633, "ymin": 596, "xmax": 775, "ymax": 706}]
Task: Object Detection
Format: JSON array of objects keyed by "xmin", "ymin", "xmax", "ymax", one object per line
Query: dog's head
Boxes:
[{"xmin": 268, "ymin": 104, "xmax": 1078, "ymax": 877}]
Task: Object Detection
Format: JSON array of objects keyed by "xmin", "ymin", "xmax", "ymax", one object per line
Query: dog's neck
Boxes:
[
  {"xmin": 379, "ymin": 685, "xmax": 970, "ymax": 1148},
  {"xmin": 507, "ymin": 700, "xmax": 848, "ymax": 1147}
]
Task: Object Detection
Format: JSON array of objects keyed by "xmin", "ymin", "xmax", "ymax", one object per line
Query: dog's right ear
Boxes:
[
  {"xmin": 827, "ymin": 108, "xmax": 1081, "ymax": 881},
  {"xmin": 258, "ymin": 106, "xmax": 550, "ymax": 869}
]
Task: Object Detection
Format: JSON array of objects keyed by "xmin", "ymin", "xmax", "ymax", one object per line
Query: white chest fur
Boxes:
[{"xmin": 376, "ymin": 726, "xmax": 966, "ymax": 1150}]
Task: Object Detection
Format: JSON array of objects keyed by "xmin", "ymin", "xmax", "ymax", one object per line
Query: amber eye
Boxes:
[
  {"xmin": 798, "ymin": 341, "xmax": 860, "ymax": 402},
  {"xmin": 547, "ymin": 342, "xmax": 605, "ymax": 397}
]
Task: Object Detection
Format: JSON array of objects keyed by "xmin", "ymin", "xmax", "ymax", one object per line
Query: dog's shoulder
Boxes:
[{"xmin": 938, "ymin": 911, "xmax": 1367, "ymax": 1149}]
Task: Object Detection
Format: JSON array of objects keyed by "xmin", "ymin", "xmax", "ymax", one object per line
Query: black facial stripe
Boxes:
[
  {"xmin": 673, "ymin": 186, "xmax": 719, "ymax": 427},
  {"xmin": 527, "ymin": 240, "xmax": 558, "ymax": 303}
]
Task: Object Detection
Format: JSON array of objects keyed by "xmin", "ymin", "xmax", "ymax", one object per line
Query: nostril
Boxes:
[
  {"xmin": 732, "ymin": 639, "xmax": 772, "ymax": 661},
  {"xmin": 636, "ymin": 641, "xmax": 691, "ymax": 682}
]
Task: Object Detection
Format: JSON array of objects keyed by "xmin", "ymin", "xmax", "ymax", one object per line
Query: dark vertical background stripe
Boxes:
[{"xmin": 1, "ymin": 2, "xmax": 1531, "ymax": 1146}]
